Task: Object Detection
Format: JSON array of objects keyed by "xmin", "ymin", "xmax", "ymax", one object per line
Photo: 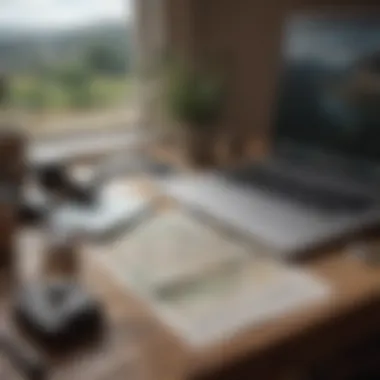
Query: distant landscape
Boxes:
[{"xmin": 0, "ymin": 20, "xmax": 132, "ymax": 111}]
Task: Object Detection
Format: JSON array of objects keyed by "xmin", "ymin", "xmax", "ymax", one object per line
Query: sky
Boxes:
[{"xmin": 0, "ymin": 0, "xmax": 130, "ymax": 30}]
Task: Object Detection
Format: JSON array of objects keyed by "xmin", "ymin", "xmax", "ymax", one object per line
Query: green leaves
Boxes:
[{"xmin": 166, "ymin": 61, "xmax": 225, "ymax": 129}]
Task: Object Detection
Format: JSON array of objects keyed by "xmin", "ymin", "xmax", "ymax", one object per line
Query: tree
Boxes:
[
  {"xmin": 55, "ymin": 64, "xmax": 94, "ymax": 109},
  {"xmin": 86, "ymin": 45, "xmax": 128, "ymax": 75},
  {"xmin": 0, "ymin": 75, "xmax": 9, "ymax": 108}
]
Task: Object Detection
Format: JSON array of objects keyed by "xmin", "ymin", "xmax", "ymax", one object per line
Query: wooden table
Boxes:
[
  {"xmin": 4, "ymin": 177, "xmax": 380, "ymax": 380},
  {"xmin": 70, "ymin": 232, "xmax": 380, "ymax": 380},
  {"xmin": 88, "ymin": 236, "xmax": 380, "ymax": 380}
]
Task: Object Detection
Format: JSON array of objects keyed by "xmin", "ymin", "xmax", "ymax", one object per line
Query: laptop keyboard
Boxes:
[{"xmin": 222, "ymin": 165, "xmax": 373, "ymax": 213}]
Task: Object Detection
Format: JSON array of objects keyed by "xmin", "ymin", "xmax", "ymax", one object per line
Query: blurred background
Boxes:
[{"xmin": 0, "ymin": 0, "xmax": 134, "ymax": 136}]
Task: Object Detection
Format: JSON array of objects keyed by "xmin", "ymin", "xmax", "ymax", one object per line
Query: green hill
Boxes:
[{"xmin": 0, "ymin": 21, "xmax": 132, "ymax": 75}]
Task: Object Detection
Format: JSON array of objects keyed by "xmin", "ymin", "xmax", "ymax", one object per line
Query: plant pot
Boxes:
[
  {"xmin": 185, "ymin": 127, "xmax": 215, "ymax": 168},
  {"xmin": 229, "ymin": 133, "xmax": 246, "ymax": 162}
]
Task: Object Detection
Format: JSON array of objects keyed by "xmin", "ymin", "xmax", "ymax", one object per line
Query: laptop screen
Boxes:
[{"xmin": 275, "ymin": 14, "xmax": 380, "ymax": 165}]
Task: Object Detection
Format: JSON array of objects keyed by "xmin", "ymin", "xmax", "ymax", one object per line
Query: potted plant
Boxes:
[{"xmin": 165, "ymin": 61, "xmax": 226, "ymax": 166}]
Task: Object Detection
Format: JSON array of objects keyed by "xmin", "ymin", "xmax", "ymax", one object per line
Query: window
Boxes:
[{"xmin": 0, "ymin": 0, "xmax": 135, "ymax": 137}]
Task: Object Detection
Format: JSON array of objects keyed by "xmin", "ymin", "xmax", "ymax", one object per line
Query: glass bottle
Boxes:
[{"xmin": 43, "ymin": 229, "xmax": 82, "ymax": 280}]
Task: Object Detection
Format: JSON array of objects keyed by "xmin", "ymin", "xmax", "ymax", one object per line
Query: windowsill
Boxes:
[
  {"xmin": 27, "ymin": 111, "xmax": 148, "ymax": 165},
  {"xmin": 0, "ymin": 107, "xmax": 148, "ymax": 165},
  {"xmin": 29, "ymin": 128, "xmax": 144, "ymax": 166},
  {"xmin": 10, "ymin": 107, "xmax": 138, "ymax": 138}
]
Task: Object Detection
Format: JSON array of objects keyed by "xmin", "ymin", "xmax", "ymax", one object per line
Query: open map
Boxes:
[{"xmin": 101, "ymin": 210, "xmax": 331, "ymax": 347}]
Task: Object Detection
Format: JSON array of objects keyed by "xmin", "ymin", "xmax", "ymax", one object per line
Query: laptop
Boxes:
[{"xmin": 160, "ymin": 14, "xmax": 380, "ymax": 260}]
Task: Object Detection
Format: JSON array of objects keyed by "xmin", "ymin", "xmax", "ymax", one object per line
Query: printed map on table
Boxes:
[{"xmin": 101, "ymin": 210, "xmax": 331, "ymax": 347}]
